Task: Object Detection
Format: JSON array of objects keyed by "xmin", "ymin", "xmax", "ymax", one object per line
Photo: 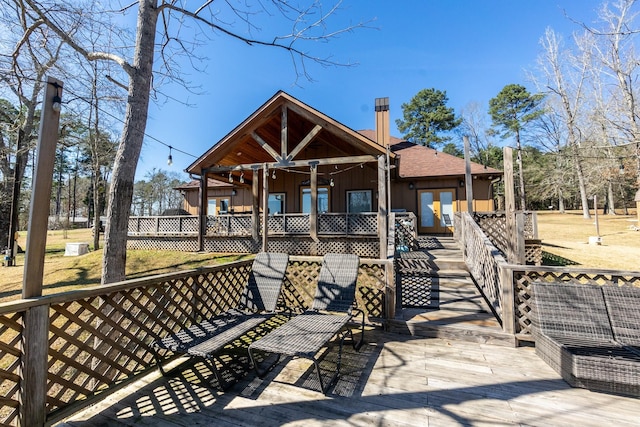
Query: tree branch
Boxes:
[{"xmin": 22, "ymin": 0, "xmax": 135, "ymax": 76}]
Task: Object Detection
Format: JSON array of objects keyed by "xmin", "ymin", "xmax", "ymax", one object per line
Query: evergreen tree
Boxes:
[
  {"xmin": 396, "ymin": 88, "xmax": 461, "ymax": 147},
  {"xmin": 489, "ymin": 84, "xmax": 544, "ymax": 210}
]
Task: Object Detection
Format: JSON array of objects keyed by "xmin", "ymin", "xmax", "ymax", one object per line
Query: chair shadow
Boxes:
[{"xmin": 238, "ymin": 330, "xmax": 379, "ymax": 398}]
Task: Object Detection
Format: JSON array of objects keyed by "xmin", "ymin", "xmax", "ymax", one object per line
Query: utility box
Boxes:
[{"xmin": 64, "ymin": 242, "xmax": 89, "ymax": 256}]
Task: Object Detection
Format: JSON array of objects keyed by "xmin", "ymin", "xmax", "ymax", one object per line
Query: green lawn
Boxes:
[{"xmin": 0, "ymin": 229, "xmax": 250, "ymax": 303}]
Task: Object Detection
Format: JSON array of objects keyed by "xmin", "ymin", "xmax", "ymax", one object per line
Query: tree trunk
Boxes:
[
  {"xmin": 515, "ymin": 130, "xmax": 526, "ymax": 211},
  {"xmin": 607, "ymin": 181, "xmax": 616, "ymax": 215},
  {"xmin": 101, "ymin": 0, "xmax": 158, "ymax": 284},
  {"xmin": 573, "ymin": 145, "xmax": 591, "ymax": 219},
  {"xmin": 557, "ymin": 185, "xmax": 565, "ymax": 213}
]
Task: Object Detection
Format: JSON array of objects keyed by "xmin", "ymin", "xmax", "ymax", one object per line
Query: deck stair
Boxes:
[{"xmin": 389, "ymin": 236, "xmax": 515, "ymax": 346}]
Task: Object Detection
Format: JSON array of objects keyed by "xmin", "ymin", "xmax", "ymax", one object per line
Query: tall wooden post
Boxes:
[
  {"xmin": 464, "ymin": 136, "xmax": 474, "ymax": 214},
  {"xmin": 378, "ymin": 155, "xmax": 388, "ymax": 259},
  {"xmin": 310, "ymin": 162, "xmax": 318, "ymax": 242},
  {"xmin": 198, "ymin": 171, "xmax": 207, "ymax": 251},
  {"xmin": 23, "ymin": 77, "xmax": 63, "ymax": 297},
  {"xmin": 252, "ymin": 166, "xmax": 260, "ymax": 243},
  {"xmin": 262, "ymin": 164, "xmax": 269, "ymax": 252},
  {"xmin": 20, "ymin": 76, "xmax": 63, "ymax": 427},
  {"xmin": 504, "ymin": 147, "xmax": 518, "ymax": 264}
]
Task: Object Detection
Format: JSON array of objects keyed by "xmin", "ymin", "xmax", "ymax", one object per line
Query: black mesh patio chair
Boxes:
[
  {"xmin": 151, "ymin": 252, "xmax": 290, "ymax": 389},
  {"xmin": 248, "ymin": 253, "xmax": 364, "ymax": 394}
]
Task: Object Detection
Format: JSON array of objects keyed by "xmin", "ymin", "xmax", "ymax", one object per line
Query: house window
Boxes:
[
  {"xmin": 347, "ymin": 190, "xmax": 372, "ymax": 213},
  {"xmin": 268, "ymin": 193, "xmax": 285, "ymax": 214},
  {"xmin": 207, "ymin": 197, "xmax": 229, "ymax": 215},
  {"xmin": 301, "ymin": 187, "xmax": 329, "ymax": 213}
]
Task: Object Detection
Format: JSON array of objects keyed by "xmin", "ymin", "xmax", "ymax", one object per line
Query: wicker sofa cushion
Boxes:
[
  {"xmin": 532, "ymin": 282, "xmax": 614, "ymax": 341},
  {"xmin": 602, "ymin": 286, "xmax": 640, "ymax": 348}
]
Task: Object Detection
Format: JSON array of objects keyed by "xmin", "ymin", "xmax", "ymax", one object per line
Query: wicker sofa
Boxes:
[{"xmin": 531, "ymin": 282, "xmax": 640, "ymax": 397}]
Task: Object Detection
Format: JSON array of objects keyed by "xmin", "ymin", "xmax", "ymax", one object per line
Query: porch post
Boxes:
[
  {"xmin": 252, "ymin": 166, "xmax": 260, "ymax": 243},
  {"xmin": 464, "ymin": 135, "xmax": 474, "ymax": 214},
  {"xmin": 262, "ymin": 164, "xmax": 269, "ymax": 252},
  {"xmin": 198, "ymin": 171, "xmax": 206, "ymax": 252},
  {"xmin": 310, "ymin": 162, "xmax": 318, "ymax": 241},
  {"xmin": 378, "ymin": 155, "xmax": 388, "ymax": 259}
]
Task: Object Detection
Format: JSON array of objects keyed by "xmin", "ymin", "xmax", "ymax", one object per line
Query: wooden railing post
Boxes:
[
  {"xmin": 499, "ymin": 265, "xmax": 516, "ymax": 335},
  {"xmin": 198, "ymin": 171, "xmax": 207, "ymax": 251},
  {"xmin": 516, "ymin": 212, "xmax": 526, "ymax": 265},
  {"xmin": 262, "ymin": 164, "xmax": 269, "ymax": 252},
  {"xmin": 385, "ymin": 260, "xmax": 396, "ymax": 322},
  {"xmin": 19, "ymin": 305, "xmax": 49, "ymax": 427},
  {"xmin": 310, "ymin": 162, "xmax": 318, "ymax": 242},
  {"xmin": 378, "ymin": 155, "xmax": 388, "ymax": 259}
]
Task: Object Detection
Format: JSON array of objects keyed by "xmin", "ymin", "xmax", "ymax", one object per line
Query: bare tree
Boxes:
[
  {"xmin": 458, "ymin": 101, "xmax": 501, "ymax": 168},
  {"xmin": 0, "ymin": 0, "xmax": 68, "ymax": 262},
  {"xmin": 584, "ymin": 0, "xmax": 640, "ymax": 195},
  {"xmin": 535, "ymin": 28, "xmax": 592, "ymax": 218},
  {"xmin": 21, "ymin": 0, "xmax": 368, "ymax": 284}
]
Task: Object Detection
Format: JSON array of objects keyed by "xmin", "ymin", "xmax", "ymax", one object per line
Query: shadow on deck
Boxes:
[{"xmin": 57, "ymin": 328, "xmax": 639, "ymax": 426}]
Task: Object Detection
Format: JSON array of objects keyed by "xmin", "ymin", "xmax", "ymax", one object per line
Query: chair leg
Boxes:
[
  {"xmin": 249, "ymin": 347, "xmax": 281, "ymax": 379},
  {"xmin": 350, "ymin": 310, "xmax": 366, "ymax": 351},
  {"xmin": 205, "ymin": 356, "xmax": 229, "ymax": 391}
]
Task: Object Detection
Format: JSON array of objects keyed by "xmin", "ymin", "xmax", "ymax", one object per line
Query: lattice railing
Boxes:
[
  {"xmin": 473, "ymin": 211, "xmax": 538, "ymax": 254},
  {"xmin": 128, "ymin": 216, "xmax": 199, "ymax": 235},
  {"xmin": 512, "ymin": 267, "xmax": 640, "ymax": 341},
  {"xmin": 460, "ymin": 212, "xmax": 506, "ymax": 320},
  {"xmin": 267, "ymin": 214, "xmax": 310, "ymax": 234},
  {"xmin": 0, "ymin": 256, "xmax": 391, "ymax": 426},
  {"xmin": 0, "ymin": 312, "xmax": 22, "ymax": 426},
  {"xmin": 206, "ymin": 214, "xmax": 253, "ymax": 236},
  {"xmin": 318, "ymin": 213, "xmax": 377, "ymax": 235},
  {"xmin": 128, "ymin": 213, "xmax": 379, "ymax": 239},
  {"xmin": 393, "ymin": 213, "xmax": 418, "ymax": 252}
]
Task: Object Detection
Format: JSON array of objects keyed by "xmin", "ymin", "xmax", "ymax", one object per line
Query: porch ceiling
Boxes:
[{"xmin": 186, "ymin": 91, "xmax": 393, "ymax": 182}]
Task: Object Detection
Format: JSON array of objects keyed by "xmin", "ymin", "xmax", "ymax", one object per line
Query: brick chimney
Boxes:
[{"xmin": 375, "ymin": 97, "xmax": 390, "ymax": 146}]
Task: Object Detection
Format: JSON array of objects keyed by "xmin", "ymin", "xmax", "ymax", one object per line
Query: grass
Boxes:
[
  {"xmin": 0, "ymin": 229, "xmax": 250, "ymax": 303},
  {"xmin": 536, "ymin": 210, "xmax": 640, "ymax": 271},
  {"xmin": 1, "ymin": 212, "xmax": 638, "ymax": 304}
]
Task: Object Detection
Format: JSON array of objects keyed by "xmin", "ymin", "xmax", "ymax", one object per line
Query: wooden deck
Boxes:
[{"xmin": 57, "ymin": 327, "xmax": 639, "ymax": 426}]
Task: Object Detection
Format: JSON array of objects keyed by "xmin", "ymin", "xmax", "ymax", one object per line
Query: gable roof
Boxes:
[
  {"xmin": 174, "ymin": 178, "xmax": 233, "ymax": 191},
  {"xmin": 186, "ymin": 91, "xmax": 391, "ymax": 178},
  {"xmin": 357, "ymin": 130, "xmax": 502, "ymax": 178}
]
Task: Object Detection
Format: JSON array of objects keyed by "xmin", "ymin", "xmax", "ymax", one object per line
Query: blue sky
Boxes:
[{"xmin": 137, "ymin": 0, "xmax": 605, "ymax": 180}]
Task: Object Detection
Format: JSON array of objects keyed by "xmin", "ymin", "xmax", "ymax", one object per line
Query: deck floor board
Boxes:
[{"xmin": 57, "ymin": 328, "xmax": 639, "ymax": 427}]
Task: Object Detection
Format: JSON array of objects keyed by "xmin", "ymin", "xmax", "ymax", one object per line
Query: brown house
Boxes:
[{"xmin": 179, "ymin": 91, "xmax": 500, "ymax": 237}]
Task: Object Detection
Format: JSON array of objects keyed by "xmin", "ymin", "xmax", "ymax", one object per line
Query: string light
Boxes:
[
  {"xmin": 228, "ymin": 173, "xmax": 234, "ymax": 183},
  {"xmin": 167, "ymin": 146, "xmax": 173, "ymax": 166},
  {"xmin": 330, "ymin": 178, "xmax": 334, "ymax": 187},
  {"xmin": 51, "ymin": 81, "xmax": 62, "ymax": 112},
  {"xmin": 239, "ymin": 171, "xmax": 244, "ymax": 183},
  {"xmin": 272, "ymin": 170, "xmax": 276, "ymax": 179}
]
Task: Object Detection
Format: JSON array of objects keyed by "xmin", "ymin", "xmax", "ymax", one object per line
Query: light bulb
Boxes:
[
  {"xmin": 167, "ymin": 154, "xmax": 173, "ymax": 166},
  {"xmin": 272, "ymin": 170, "xmax": 276, "ymax": 179},
  {"xmin": 330, "ymin": 178, "xmax": 334, "ymax": 187},
  {"xmin": 52, "ymin": 95, "xmax": 62, "ymax": 112}
]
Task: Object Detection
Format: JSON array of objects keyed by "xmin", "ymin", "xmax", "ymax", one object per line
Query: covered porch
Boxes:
[{"xmin": 179, "ymin": 91, "xmax": 394, "ymax": 259}]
